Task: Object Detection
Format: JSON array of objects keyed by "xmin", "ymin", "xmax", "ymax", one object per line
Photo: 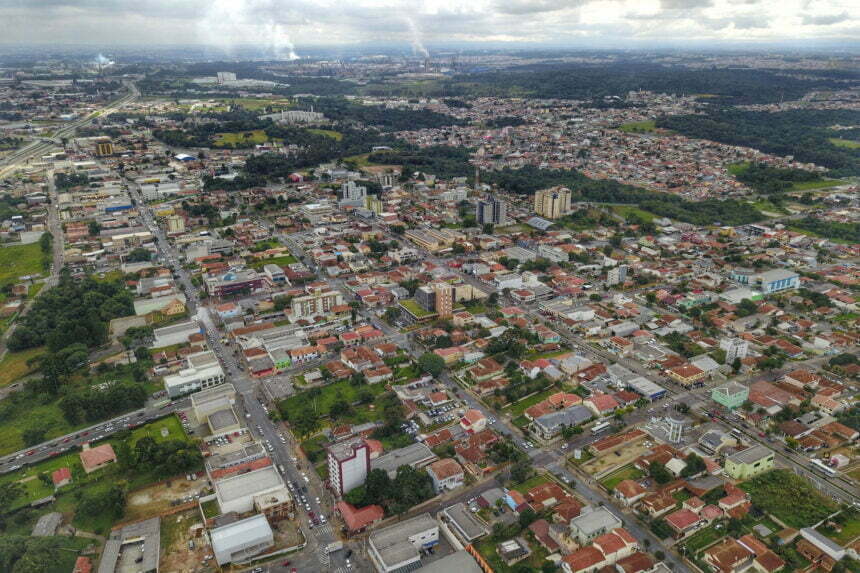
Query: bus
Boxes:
[
  {"xmin": 811, "ymin": 458, "xmax": 838, "ymax": 477},
  {"xmin": 591, "ymin": 421, "xmax": 611, "ymax": 435}
]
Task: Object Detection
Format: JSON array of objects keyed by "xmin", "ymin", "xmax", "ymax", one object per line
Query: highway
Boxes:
[{"xmin": 0, "ymin": 80, "xmax": 139, "ymax": 179}]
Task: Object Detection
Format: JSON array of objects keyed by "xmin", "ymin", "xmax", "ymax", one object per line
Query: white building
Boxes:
[
  {"xmin": 163, "ymin": 351, "xmax": 226, "ymax": 398},
  {"xmin": 720, "ymin": 338, "xmax": 749, "ymax": 364},
  {"xmin": 368, "ymin": 513, "xmax": 439, "ymax": 573},
  {"xmin": 213, "ymin": 466, "xmax": 289, "ymax": 515},
  {"xmin": 152, "ymin": 319, "xmax": 201, "ymax": 348},
  {"xmin": 606, "ymin": 265, "xmax": 628, "ymax": 287},
  {"xmin": 327, "ymin": 438, "xmax": 369, "ymax": 496},
  {"xmin": 210, "ymin": 513, "xmax": 273, "ymax": 566}
]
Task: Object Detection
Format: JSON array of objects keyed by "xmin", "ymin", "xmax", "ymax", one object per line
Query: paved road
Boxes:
[
  {"xmin": 0, "ymin": 398, "xmax": 190, "ymax": 473},
  {"xmin": 128, "ymin": 182, "xmax": 356, "ymax": 573}
]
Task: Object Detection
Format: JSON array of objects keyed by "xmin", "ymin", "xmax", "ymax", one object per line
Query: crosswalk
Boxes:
[
  {"xmin": 313, "ymin": 524, "xmax": 333, "ymax": 537},
  {"xmin": 316, "ymin": 545, "xmax": 330, "ymax": 566}
]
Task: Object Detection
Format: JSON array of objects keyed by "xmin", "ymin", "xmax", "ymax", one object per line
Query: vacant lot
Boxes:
[
  {"xmin": 0, "ymin": 345, "xmax": 46, "ymax": 387},
  {"xmin": 213, "ymin": 129, "xmax": 269, "ymax": 146},
  {"xmin": 619, "ymin": 120, "xmax": 656, "ymax": 133},
  {"xmin": 829, "ymin": 137, "xmax": 860, "ymax": 149},
  {"xmin": 160, "ymin": 509, "xmax": 209, "ymax": 573},
  {"xmin": 125, "ymin": 474, "xmax": 207, "ymax": 521},
  {"xmin": 740, "ymin": 469, "xmax": 838, "ymax": 528},
  {"xmin": 0, "ymin": 242, "xmax": 45, "ymax": 288},
  {"xmin": 600, "ymin": 464, "xmax": 645, "ymax": 491},
  {"xmin": 581, "ymin": 439, "xmax": 651, "ymax": 477}
]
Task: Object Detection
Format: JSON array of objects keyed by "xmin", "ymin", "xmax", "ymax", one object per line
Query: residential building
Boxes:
[
  {"xmin": 371, "ymin": 443, "xmax": 436, "ymax": 479},
  {"xmin": 569, "ymin": 507, "xmax": 623, "ymax": 544},
  {"xmin": 607, "ymin": 265, "xmax": 628, "ymax": 287},
  {"xmin": 534, "ymin": 186, "xmax": 572, "ymax": 219},
  {"xmin": 434, "ymin": 282, "xmax": 453, "ymax": 318},
  {"xmin": 291, "ymin": 289, "xmax": 344, "ymax": 319},
  {"xmin": 724, "ymin": 445, "xmax": 774, "ymax": 480},
  {"xmin": 426, "ymin": 458, "xmax": 465, "ymax": 493},
  {"xmin": 210, "ymin": 514, "xmax": 274, "ymax": 567},
  {"xmin": 328, "ymin": 438, "xmax": 370, "ymax": 496},
  {"xmin": 720, "ymin": 338, "xmax": 749, "ymax": 364},
  {"xmin": 368, "ymin": 513, "xmax": 439, "ymax": 573},
  {"xmin": 476, "ymin": 195, "xmax": 507, "ymax": 225},
  {"xmin": 80, "ymin": 443, "xmax": 116, "ymax": 474}
]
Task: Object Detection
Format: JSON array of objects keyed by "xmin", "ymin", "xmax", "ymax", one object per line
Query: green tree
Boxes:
[
  {"xmin": 417, "ymin": 353, "xmax": 445, "ymax": 377},
  {"xmin": 649, "ymin": 461, "xmax": 672, "ymax": 484}
]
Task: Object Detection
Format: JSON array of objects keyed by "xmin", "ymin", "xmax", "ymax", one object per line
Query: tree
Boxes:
[
  {"xmin": 0, "ymin": 482, "xmax": 24, "ymax": 508},
  {"xmin": 417, "ymin": 353, "xmax": 444, "ymax": 377},
  {"xmin": 649, "ymin": 461, "xmax": 672, "ymax": 484},
  {"xmin": 21, "ymin": 426, "xmax": 46, "ymax": 447},
  {"xmin": 482, "ymin": 223, "xmax": 494, "ymax": 235},
  {"xmin": 125, "ymin": 247, "xmax": 152, "ymax": 263},
  {"xmin": 290, "ymin": 407, "xmax": 320, "ymax": 438},
  {"xmin": 518, "ymin": 507, "xmax": 538, "ymax": 528},
  {"xmin": 680, "ymin": 453, "xmax": 706, "ymax": 478}
]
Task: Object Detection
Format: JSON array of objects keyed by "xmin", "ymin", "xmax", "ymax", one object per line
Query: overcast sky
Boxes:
[{"xmin": 0, "ymin": 0, "xmax": 857, "ymax": 53}]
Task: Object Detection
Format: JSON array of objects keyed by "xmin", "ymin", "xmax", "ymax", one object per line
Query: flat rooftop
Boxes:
[{"xmin": 215, "ymin": 466, "xmax": 284, "ymax": 504}]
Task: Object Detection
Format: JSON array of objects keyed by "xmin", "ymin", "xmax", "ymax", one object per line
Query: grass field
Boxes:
[
  {"xmin": 790, "ymin": 178, "xmax": 849, "ymax": 191},
  {"xmin": 213, "ymin": 129, "xmax": 269, "ymax": 147},
  {"xmin": 503, "ymin": 387, "xmax": 556, "ymax": 416},
  {"xmin": 307, "ymin": 128, "xmax": 343, "ymax": 141},
  {"xmin": 281, "ymin": 379, "xmax": 389, "ymax": 423},
  {"xmin": 683, "ymin": 525, "xmax": 724, "ymax": 554},
  {"xmin": 599, "ymin": 464, "xmax": 644, "ymax": 491},
  {"xmin": 829, "ymin": 137, "xmax": 860, "ymax": 149},
  {"xmin": 0, "ymin": 345, "xmax": 46, "ymax": 387},
  {"xmin": 227, "ymin": 97, "xmax": 293, "ymax": 111},
  {"xmin": 0, "ymin": 242, "xmax": 46, "ymax": 288},
  {"xmin": 619, "ymin": 120, "xmax": 656, "ymax": 133},
  {"xmin": 612, "ymin": 205, "xmax": 656, "ymax": 222},
  {"xmin": 748, "ymin": 199, "xmax": 789, "ymax": 216},
  {"xmin": 727, "ymin": 162, "xmax": 750, "ymax": 176},
  {"xmin": 740, "ymin": 469, "xmax": 838, "ymax": 528},
  {"xmin": 511, "ymin": 474, "xmax": 552, "ymax": 493},
  {"xmin": 400, "ymin": 298, "xmax": 435, "ymax": 318},
  {"xmin": 248, "ymin": 254, "xmax": 298, "ymax": 270},
  {"xmin": 343, "ymin": 153, "xmax": 372, "ymax": 167}
]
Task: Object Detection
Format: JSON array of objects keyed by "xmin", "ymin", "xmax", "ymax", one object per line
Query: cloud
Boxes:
[
  {"xmin": 660, "ymin": 0, "xmax": 713, "ymax": 9},
  {"xmin": 800, "ymin": 11, "xmax": 850, "ymax": 25},
  {"xmin": 0, "ymin": 0, "xmax": 856, "ymax": 47}
]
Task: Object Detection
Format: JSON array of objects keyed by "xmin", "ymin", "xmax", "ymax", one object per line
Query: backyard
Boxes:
[
  {"xmin": 0, "ymin": 242, "xmax": 47, "ymax": 289},
  {"xmin": 599, "ymin": 464, "xmax": 644, "ymax": 491}
]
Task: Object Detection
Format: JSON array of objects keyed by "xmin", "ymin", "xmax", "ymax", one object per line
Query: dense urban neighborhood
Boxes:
[{"xmin": 0, "ymin": 44, "xmax": 857, "ymax": 573}]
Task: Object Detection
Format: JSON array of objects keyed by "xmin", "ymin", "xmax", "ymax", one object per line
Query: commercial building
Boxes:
[
  {"xmin": 368, "ymin": 513, "xmax": 439, "ymax": 573},
  {"xmin": 371, "ymin": 443, "xmax": 436, "ymax": 479},
  {"xmin": 534, "ymin": 186, "xmax": 572, "ymax": 219},
  {"xmin": 724, "ymin": 445, "xmax": 774, "ymax": 480},
  {"xmin": 711, "ymin": 382, "xmax": 749, "ymax": 410},
  {"xmin": 97, "ymin": 518, "xmax": 160, "ymax": 573},
  {"xmin": 210, "ymin": 514, "xmax": 274, "ymax": 566},
  {"xmin": 205, "ymin": 269, "xmax": 264, "ymax": 297},
  {"xmin": 328, "ymin": 438, "xmax": 370, "ymax": 496},
  {"xmin": 299, "ymin": 202, "xmax": 334, "ymax": 224},
  {"xmin": 191, "ymin": 383, "xmax": 236, "ymax": 421},
  {"xmin": 152, "ymin": 319, "xmax": 201, "ymax": 348},
  {"xmin": 213, "ymin": 465, "xmax": 290, "ymax": 515},
  {"xmin": 569, "ymin": 507, "xmax": 623, "ymax": 544},
  {"xmin": 730, "ymin": 268, "xmax": 799, "ymax": 294},
  {"xmin": 163, "ymin": 351, "xmax": 226, "ymax": 398},
  {"xmin": 476, "ymin": 195, "xmax": 506, "ymax": 225}
]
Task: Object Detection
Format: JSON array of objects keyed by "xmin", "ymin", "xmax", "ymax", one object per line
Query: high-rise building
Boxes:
[
  {"xmin": 95, "ymin": 141, "xmax": 114, "ymax": 156},
  {"xmin": 339, "ymin": 181, "xmax": 367, "ymax": 208},
  {"xmin": 433, "ymin": 283, "xmax": 453, "ymax": 318},
  {"xmin": 291, "ymin": 289, "xmax": 344, "ymax": 319},
  {"xmin": 476, "ymin": 195, "xmax": 506, "ymax": 225},
  {"xmin": 216, "ymin": 71, "xmax": 237, "ymax": 84},
  {"xmin": 606, "ymin": 264, "xmax": 628, "ymax": 287},
  {"xmin": 534, "ymin": 187, "xmax": 572, "ymax": 219},
  {"xmin": 327, "ymin": 438, "xmax": 370, "ymax": 496},
  {"xmin": 720, "ymin": 338, "xmax": 749, "ymax": 364},
  {"xmin": 165, "ymin": 214, "xmax": 185, "ymax": 234}
]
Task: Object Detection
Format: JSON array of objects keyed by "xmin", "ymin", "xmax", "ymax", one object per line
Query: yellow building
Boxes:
[
  {"xmin": 534, "ymin": 186, "xmax": 572, "ymax": 219},
  {"xmin": 95, "ymin": 141, "xmax": 114, "ymax": 156}
]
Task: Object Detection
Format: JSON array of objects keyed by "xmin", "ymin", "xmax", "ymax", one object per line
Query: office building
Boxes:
[
  {"xmin": 534, "ymin": 186, "xmax": 572, "ymax": 219},
  {"xmin": 476, "ymin": 195, "xmax": 506, "ymax": 225},
  {"xmin": 204, "ymin": 269, "xmax": 264, "ymax": 297},
  {"xmin": 328, "ymin": 438, "xmax": 370, "ymax": 496},
  {"xmin": 210, "ymin": 514, "xmax": 274, "ymax": 567},
  {"xmin": 730, "ymin": 268, "xmax": 799, "ymax": 294}
]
